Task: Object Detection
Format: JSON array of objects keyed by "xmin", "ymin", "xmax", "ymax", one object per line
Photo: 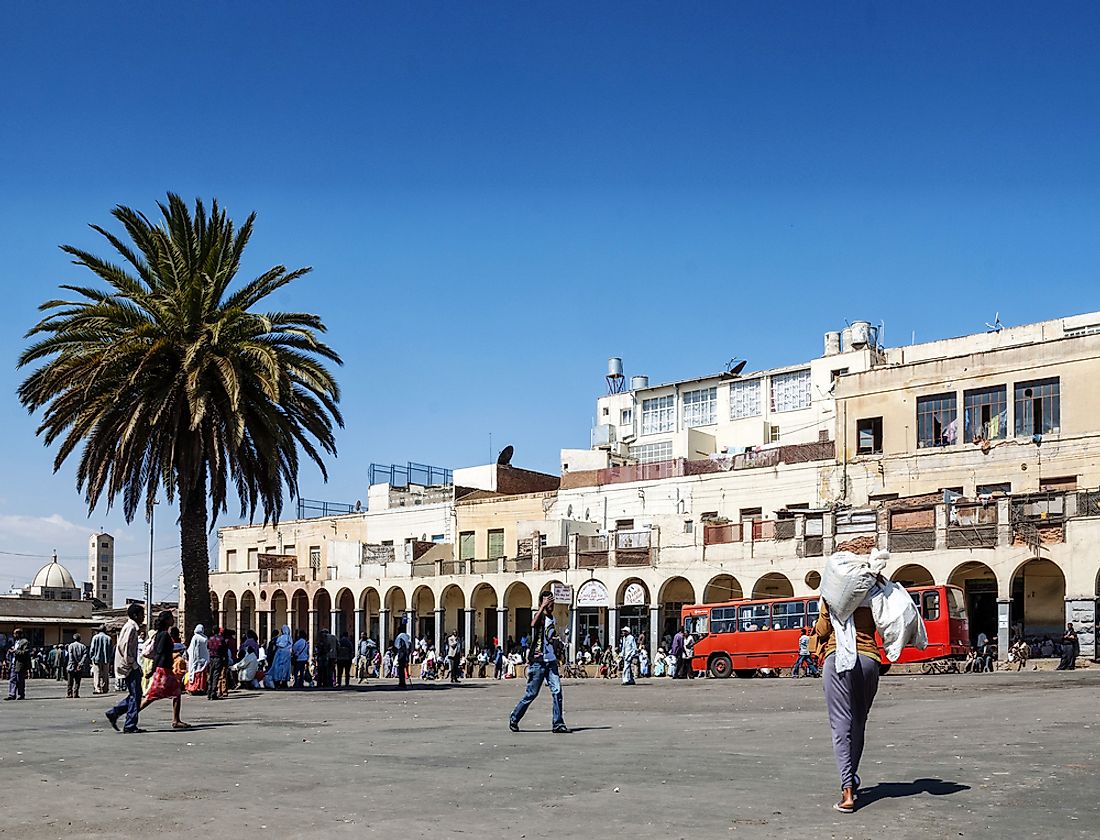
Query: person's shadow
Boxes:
[{"xmin": 858, "ymin": 778, "xmax": 970, "ymax": 807}]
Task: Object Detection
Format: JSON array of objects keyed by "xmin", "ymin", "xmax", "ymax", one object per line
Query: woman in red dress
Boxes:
[{"xmin": 140, "ymin": 610, "xmax": 189, "ymax": 729}]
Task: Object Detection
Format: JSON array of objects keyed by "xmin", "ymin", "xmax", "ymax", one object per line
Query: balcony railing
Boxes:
[
  {"xmin": 888, "ymin": 529, "xmax": 935, "ymax": 552},
  {"xmin": 470, "ymin": 558, "xmax": 501, "ymax": 575},
  {"xmin": 774, "ymin": 519, "xmax": 796, "ymax": 541},
  {"xmin": 441, "ymin": 559, "xmax": 467, "ymax": 576},
  {"xmin": 577, "ymin": 534, "xmax": 609, "ymax": 568},
  {"xmin": 504, "ymin": 557, "xmax": 533, "ymax": 573},
  {"xmin": 539, "ymin": 546, "xmax": 569, "ymax": 571},
  {"xmin": 703, "ymin": 523, "xmax": 742, "ymax": 545}
]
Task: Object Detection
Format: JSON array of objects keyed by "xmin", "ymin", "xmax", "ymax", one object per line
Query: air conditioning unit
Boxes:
[{"xmin": 591, "ymin": 423, "xmax": 616, "ymax": 448}]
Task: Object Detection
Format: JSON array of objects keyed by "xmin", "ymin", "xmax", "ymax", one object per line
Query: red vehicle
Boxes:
[{"xmin": 681, "ymin": 584, "xmax": 970, "ymax": 678}]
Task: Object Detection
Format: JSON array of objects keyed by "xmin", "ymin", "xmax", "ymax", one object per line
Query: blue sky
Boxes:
[{"xmin": 1, "ymin": 3, "xmax": 1099, "ymax": 598}]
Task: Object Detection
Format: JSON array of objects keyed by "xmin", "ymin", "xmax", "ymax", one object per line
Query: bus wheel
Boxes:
[
  {"xmin": 709, "ymin": 654, "xmax": 732, "ymax": 679},
  {"xmin": 733, "ymin": 669, "xmax": 756, "ymax": 679}
]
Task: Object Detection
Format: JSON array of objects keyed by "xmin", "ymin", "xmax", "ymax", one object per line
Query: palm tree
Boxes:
[{"xmin": 18, "ymin": 194, "xmax": 343, "ymax": 633}]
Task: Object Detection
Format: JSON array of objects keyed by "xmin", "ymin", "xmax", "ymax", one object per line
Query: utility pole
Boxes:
[{"xmin": 146, "ymin": 500, "xmax": 159, "ymax": 625}]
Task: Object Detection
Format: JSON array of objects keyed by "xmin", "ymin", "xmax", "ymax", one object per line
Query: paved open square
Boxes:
[{"xmin": 3, "ymin": 670, "xmax": 1098, "ymax": 840}]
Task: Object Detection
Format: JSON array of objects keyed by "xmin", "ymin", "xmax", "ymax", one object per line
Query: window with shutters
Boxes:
[
  {"xmin": 487, "ymin": 529, "xmax": 505, "ymax": 559},
  {"xmin": 459, "ymin": 532, "xmax": 475, "ymax": 561}
]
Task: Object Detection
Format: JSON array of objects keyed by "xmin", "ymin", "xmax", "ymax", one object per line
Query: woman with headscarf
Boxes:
[
  {"xmin": 267, "ymin": 624, "xmax": 293, "ymax": 689},
  {"xmin": 140, "ymin": 610, "xmax": 189, "ymax": 729},
  {"xmin": 185, "ymin": 624, "xmax": 210, "ymax": 696}
]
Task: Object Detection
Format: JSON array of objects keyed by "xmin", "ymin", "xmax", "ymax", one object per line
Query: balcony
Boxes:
[
  {"xmin": 577, "ymin": 534, "xmax": 609, "ymax": 569},
  {"xmin": 703, "ymin": 522, "xmax": 742, "ymax": 546},
  {"xmin": 539, "ymin": 545, "xmax": 569, "ymax": 571},
  {"xmin": 440, "ymin": 559, "xmax": 467, "ymax": 576},
  {"xmin": 504, "ymin": 556, "xmax": 534, "ymax": 573},
  {"xmin": 946, "ymin": 502, "xmax": 998, "ymax": 549},
  {"xmin": 470, "ymin": 558, "xmax": 502, "ymax": 575}
]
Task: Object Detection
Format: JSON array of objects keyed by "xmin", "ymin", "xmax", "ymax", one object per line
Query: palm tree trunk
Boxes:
[{"xmin": 180, "ymin": 467, "xmax": 213, "ymax": 636}]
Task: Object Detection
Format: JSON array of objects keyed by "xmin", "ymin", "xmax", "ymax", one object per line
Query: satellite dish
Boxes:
[
  {"xmin": 496, "ymin": 445, "xmax": 514, "ymax": 466},
  {"xmin": 720, "ymin": 358, "xmax": 748, "ymax": 380}
]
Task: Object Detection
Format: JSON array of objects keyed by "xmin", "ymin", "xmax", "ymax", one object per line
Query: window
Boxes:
[
  {"xmin": 100, "ymin": 541, "xmax": 109, "ymax": 548},
  {"xmin": 771, "ymin": 601, "xmax": 807, "ymax": 630},
  {"xmin": 738, "ymin": 604, "xmax": 770, "ymax": 631},
  {"xmin": 683, "ymin": 519, "xmax": 694, "ymax": 534},
  {"xmin": 100, "ymin": 565, "xmax": 108, "ymax": 572},
  {"xmin": 487, "ymin": 529, "xmax": 505, "ymax": 559},
  {"xmin": 629, "ymin": 441, "xmax": 673, "ymax": 463},
  {"xmin": 602, "ymin": 407, "xmax": 609, "ymax": 416},
  {"xmin": 615, "ymin": 518, "xmax": 635, "ymax": 530},
  {"xmin": 770, "ymin": 369, "xmax": 812, "ymax": 413},
  {"xmin": 685, "ymin": 613, "xmax": 709, "ymax": 636},
  {"xmin": 977, "ymin": 483, "xmax": 1011, "ymax": 497},
  {"xmin": 265, "ymin": 545, "xmax": 276, "ymax": 554},
  {"xmin": 830, "ymin": 368, "xmax": 849, "ymax": 383},
  {"xmin": 729, "ymin": 379, "xmax": 762, "ymax": 419},
  {"xmin": 922, "ymin": 591, "xmax": 941, "ymax": 622},
  {"xmin": 963, "ymin": 386, "xmax": 1007, "ymax": 441},
  {"xmin": 710, "ymin": 606, "xmax": 738, "ymax": 634},
  {"xmin": 459, "ymin": 532, "xmax": 475, "ymax": 561},
  {"xmin": 381, "ymin": 540, "xmax": 394, "ymax": 547},
  {"xmin": 916, "ymin": 393, "xmax": 957, "ymax": 448},
  {"xmin": 700, "ymin": 511, "xmax": 719, "ymax": 521},
  {"xmin": 246, "ymin": 548, "xmax": 257, "ymax": 569},
  {"xmin": 641, "ymin": 395, "xmax": 675, "ymax": 434},
  {"xmin": 1015, "ymin": 378, "xmax": 1060, "ymax": 436},
  {"xmin": 101, "ymin": 575, "xmax": 108, "ymax": 581},
  {"xmin": 431, "ymin": 534, "xmax": 445, "ymax": 543},
  {"xmin": 682, "ymin": 387, "xmax": 718, "ymax": 427},
  {"xmin": 620, "ymin": 408, "xmax": 633, "ymax": 426},
  {"xmin": 740, "ymin": 507, "xmax": 762, "ymax": 521},
  {"xmin": 539, "ymin": 534, "xmax": 548, "ymax": 547},
  {"xmin": 947, "ymin": 588, "xmax": 967, "ymax": 619},
  {"xmin": 226, "ymin": 550, "xmax": 238, "ymax": 569},
  {"xmin": 1040, "ymin": 476, "xmax": 1077, "ymax": 492},
  {"xmin": 856, "ymin": 417, "xmax": 883, "ymax": 455},
  {"xmin": 308, "ymin": 546, "xmax": 321, "ymax": 568},
  {"xmin": 283, "ymin": 544, "xmax": 294, "ymax": 554},
  {"xmin": 768, "ymin": 424, "xmax": 781, "ymax": 443}
]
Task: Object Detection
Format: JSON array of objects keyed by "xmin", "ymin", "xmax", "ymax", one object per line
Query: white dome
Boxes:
[{"xmin": 32, "ymin": 558, "xmax": 77, "ymax": 590}]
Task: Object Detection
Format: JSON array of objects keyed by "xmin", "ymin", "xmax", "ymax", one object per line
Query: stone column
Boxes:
[
  {"xmin": 308, "ymin": 609, "xmax": 317, "ymax": 658},
  {"xmin": 287, "ymin": 609, "xmax": 296, "ymax": 636},
  {"xmin": 496, "ymin": 607, "xmax": 507, "ymax": 648},
  {"xmin": 823, "ymin": 511, "xmax": 837, "ymax": 555},
  {"xmin": 935, "ymin": 504, "xmax": 948, "ymax": 551},
  {"xmin": 434, "ymin": 608, "xmax": 445, "ymax": 654},
  {"xmin": 997, "ymin": 599, "xmax": 1011, "ymax": 650},
  {"xmin": 996, "ymin": 498, "xmax": 1012, "ymax": 546},
  {"xmin": 378, "ymin": 609, "xmax": 390, "ymax": 652},
  {"xmin": 330, "ymin": 611, "xmax": 339, "ymax": 636},
  {"xmin": 463, "ymin": 608, "xmax": 473, "ymax": 648},
  {"xmin": 649, "ymin": 606, "xmax": 660, "ymax": 655},
  {"xmin": 355, "ymin": 609, "xmax": 365, "ymax": 640},
  {"xmin": 1066, "ymin": 597, "xmax": 1096, "ymax": 660},
  {"xmin": 569, "ymin": 606, "xmax": 579, "ymax": 663},
  {"xmin": 608, "ymin": 606, "xmax": 618, "ymax": 646},
  {"xmin": 406, "ymin": 610, "xmax": 416, "ymax": 641},
  {"xmin": 218, "ymin": 610, "xmax": 228, "ymax": 632}
]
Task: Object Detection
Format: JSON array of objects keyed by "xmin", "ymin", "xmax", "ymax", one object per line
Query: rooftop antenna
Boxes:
[
  {"xmin": 986, "ymin": 312, "xmax": 1003, "ymax": 333},
  {"xmin": 719, "ymin": 358, "xmax": 747, "ymax": 380}
]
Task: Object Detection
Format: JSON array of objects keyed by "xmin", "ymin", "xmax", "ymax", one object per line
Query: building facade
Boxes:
[
  {"xmin": 204, "ymin": 311, "xmax": 1100, "ymax": 664},
  {"xmin": 88, "ymin": 532, "xmax": 114, "ymax": 606}
]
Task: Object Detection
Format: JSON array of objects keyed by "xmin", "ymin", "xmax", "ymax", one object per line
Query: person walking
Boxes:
[
  {"xmin": 670, "ymin": 627, "xmax": 686, "ymax": 679},
  {"xmin": 5, "ymin": 629, "xmax": 31, "ymax": 701},
  {"xmin": 89, "ymin": 625, "xmax": 113, "ymax": 695},
  {"xmin": 355, "ymin": 632, "xmax": 375, "ymax": 683},
  {"xmin": 268, "ymin": 625, "xmax": 293, "ymax": 688},
  {"xmin": 813, "ymin": 598, "xmax": 880, "ymax": 813},
  {"xmin": 138, "ymin": 611, "xmax": 189, "ymax": 729},
  {"xmin": 66, "ymin": 633, "xmax": 90, "ymax": 698},
  {"xmin": 292, "ymin": 630, "xmax": 310, "ymax": 688},
  {"xmin": 792, "ymin": 627, "xmax": 819, "ymax": 678},
  {"xmin": 1056, "ymin": 623, "xmax": 1079, "ymax": 671},
  {"xmin": 447, "ymin": 632, "xmax": 462, "ymax": 684},
  {"xmin": 508, "ymin": 590, "xmax": 569, "ymax": 734},
  {"xmin": 185, "ymin": 624, "xmax": 210, "ymax": 695},
  {"xmin": 106, "ymin": 603, "xmax": 145, "ymax": 733},
  {"xmin": 394, "ymin": 624, "xmax": 412, "ymax": 689},
  {"xmin": 206, "ymin": 627, "xmax": 227, "ymax": 700},
  {"xmin": 619, "ymin": 626, "xmax": 638, "ymax": 686},
  {"xmin": 336, "ymin": 632, "xmax": 354, "ymax": 687}
]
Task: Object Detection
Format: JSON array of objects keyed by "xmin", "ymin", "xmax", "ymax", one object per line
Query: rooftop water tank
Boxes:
[
  {"xmin": 840, "ymin": 326, "xmax": 854, "ymax": 353},
  {"xmin": 824, "ymin": 331, "xmax": 841, "ymax": 356},
  {"xmin": 850, "ymin": 320, "xmax": 873, "ymax": 348},
  {"xmin": 608, "ymin": 357, "xmax": 623, "ymax": 377},
  {"xmin": 630, "ymin": 375, "xmax": 650, "ymax": 390}
]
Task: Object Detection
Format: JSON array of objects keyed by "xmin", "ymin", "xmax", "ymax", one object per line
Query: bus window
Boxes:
[
  {"xmin": 771, "ymin": 600, "xmax": 806, "ymax": 630},
  {"xmin": 686, "ymin": 614, "xmax": 709, "ymax": 636},
  {"xmin": 807, "ymin": 599, "xmax": 820, "ymax": 623},
  {"xmin": 738, "ymin": 604, "xmax": 770, "ymax": 632},
  {"xmin": 922, "ymin": 591, "xmax": 941, "ymax": 621},
  {"xmin": 946, "ymin": 587, "xmax": 967, "ymax": 620},
  {"xmin": 710, "ymin": 606, "xmax": 738, "ymax": 634}
]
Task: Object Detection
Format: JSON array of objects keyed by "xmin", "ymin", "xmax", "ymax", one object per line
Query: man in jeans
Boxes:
[
  {"xmin": 394, "ymin": 623, "xmax": 412, "ymax": 689},
  {"xmin": 106, "ymin": 604, "xmax": 145, "ymax": 733},
  {"xmin": 792, "ymin": 626, "xmax": 819, "ymax": 678},
  {"xmin": 509, "ymin": 590, "xmax": 569, "ymax": 734},
  {"xmin": 89, "ymin": 624, "xmax": 113, "ymax": 694}
]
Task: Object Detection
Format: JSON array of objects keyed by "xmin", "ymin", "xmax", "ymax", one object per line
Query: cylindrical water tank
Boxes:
[
  {"xmin": 850, "ymin": 320, "xmax": 872, "ymax": 348},
  {"xmin": 823, "ymin": 331, "xmax": 841, "ymax": 356},
  {"xmin": 630, "ymin": 375, "xmax": 650, "ymax": 391},
  {"xmin": 840, "ymin": 327, "xmax": 854, "ymax": 353},
  {"xmin": 608, "ymin": 357, "xmax": 624, "ymax": 377}
]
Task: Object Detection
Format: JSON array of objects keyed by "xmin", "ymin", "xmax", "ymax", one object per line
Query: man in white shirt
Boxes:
[
  {"xmin": 619, "ymin": 627, "xmax": 638, "ymax": 685},
  {"xmin": 105, "ymin": 603, "xmax": 145, "ymax": 733}
]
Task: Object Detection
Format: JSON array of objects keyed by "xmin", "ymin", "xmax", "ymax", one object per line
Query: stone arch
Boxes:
[
  {"xmin": 703, "ymin": 574, "xmax": 743, "ymax": 603},
  {"xmin": 504, "ymin": 582, "xmax": 533, "ymax": 650},
  {"xmin": 440, "ymin": 584, "xmax": 465, "ymax": 641},
  {"xmin": 313, "ymin": 588, "xmax": 332, "ymax": 641},
  {"xmin": 411, "ymin": 585, "xmax": 436, "ymax": 643},
  {"xmin": 290, "ymin": 588, "xmax": 310, "ymax": 635},
  {"xmin": 752, "ymin": 573, "xmax": 794, "ymax": 599},
  {"xmin": 658, "ymin": 576, "xmax": 696, "ymax": 640},
  {"xmin": 239, "ymin": 590, "xmax": 257, "ymax": 636},
  {"xmin": 1010, "ymin": 558, "xmax": 1066, "ymax": 639},
  {"xmin": 359, "ymin": 587, "xmax": 381, "ymax": 640},
  {"xmin": 221, "ymin": 591, "xmax": 237, "ymax": 633},
  {"xmin": 385, "ymin": 586, "xmax": 408, "ymax": 638},
  {"xmin": 270, "ymin": 589, "xmax": 289, "ymax": 634},
  {"xmin": 334, "ymin": 587, "xmax": 355, "ymax": 638},
  {"xmin": 470, "ymin": 583, "xmax": 499, "ymax": 648},
  {"xmin": 948, "ymin": 561, "xmax": 998, "ymax": 645},
  {"xmin": 210, "ymin": 591, "xmax": 220, "ymax": 617},
  {"xmin": 892, "ymin": 564, "xmax": 935, "ymax": 587}
]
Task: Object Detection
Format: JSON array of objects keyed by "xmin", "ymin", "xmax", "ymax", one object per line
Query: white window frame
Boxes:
[
  {"xmin": 629, "ymin": 441, "xmax": 673, "ymax": 464},
  {"xmin": 770, "ymin": 369, "xmax": 812, "ymax": 413},
  {"xmin": 641, "ymin": 395, "xmax": 675, "ymax": 434},
  {"xmin": 729, "ymin": 378, "xmax": 762, "ymax": 419},
  {"xmin": 682, "ymin": 386, "xmax": 718, "ymax": 427}
]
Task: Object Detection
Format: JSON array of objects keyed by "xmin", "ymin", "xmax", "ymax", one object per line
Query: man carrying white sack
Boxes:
[{"xmin": 812, "ymin": 549, "xmax": 927, "ymax": 814}]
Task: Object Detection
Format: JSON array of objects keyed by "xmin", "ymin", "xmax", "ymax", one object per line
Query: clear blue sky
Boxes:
[{"xmin": 2, "ymin": 3, "xmax": 1099, "ymax": 597}]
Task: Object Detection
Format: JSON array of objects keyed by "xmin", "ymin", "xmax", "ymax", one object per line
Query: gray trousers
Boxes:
[{"xmin": 823, "ymin": 653, "xmax": 879, "ymax": 790}]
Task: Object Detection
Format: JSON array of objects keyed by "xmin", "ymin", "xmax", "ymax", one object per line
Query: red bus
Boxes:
[{"xmin": 680, "ymin": 585, "xmax": 970, "ymax": 678}]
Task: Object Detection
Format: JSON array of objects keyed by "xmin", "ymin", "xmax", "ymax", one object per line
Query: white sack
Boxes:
[
  {"xmin": 871, "ymin": 579, "xmax": 928, "ymax": 662},
  {"xmin": 819, "ymin": 549, "xmax": 890, "ymax": 622}
]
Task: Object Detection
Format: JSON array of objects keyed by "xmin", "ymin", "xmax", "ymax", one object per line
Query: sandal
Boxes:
[
  {"xmin": 172, "ymin": 722, "xmax": 191, "ymax": 729},
  {"xmin": 833, "ymin": 801, "xmax": 855, "ymax": 814}
]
